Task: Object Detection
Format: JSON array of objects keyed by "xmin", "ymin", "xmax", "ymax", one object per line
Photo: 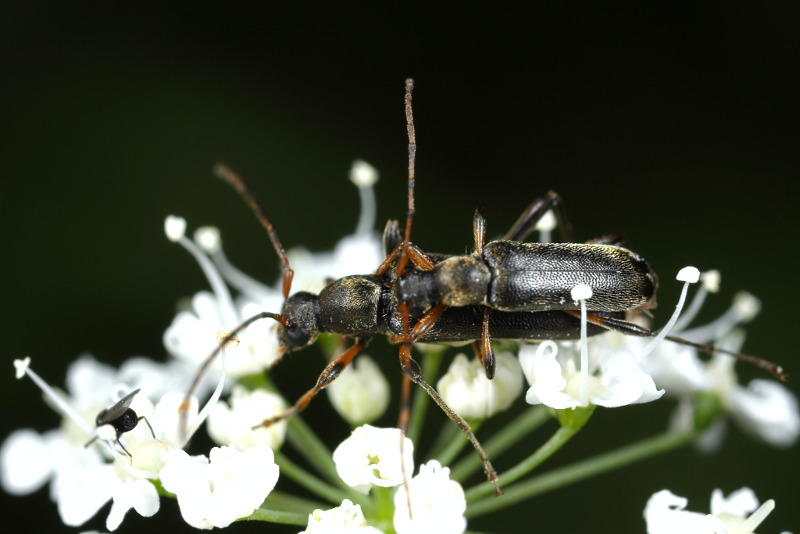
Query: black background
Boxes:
[{"xmin": 1, "ymin": 2, "xmax": 798, "ymax": 533}]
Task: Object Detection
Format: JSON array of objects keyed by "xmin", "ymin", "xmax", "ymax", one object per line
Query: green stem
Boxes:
[
  {"xmin": 429, "ymin": 420, "xmax": 465, "ymax": 463},
  {"xmin": 467, "ymin": 424, "xmax": 579, "ymax": 502},
  {"xmin": 285, "ymin": 416, "xmax": 341, "ymax": 486},
  {"xmin": 263, "ymin": 491, "xmax": 328, "ymax": 514},
  {"xmin": 246, "ymin": 507, "xmax": 308, "ymax": 525},
  {"xmin": 450, "ymin": 406, "xmax": 550, "ymax": 482},
  {"xmin": 466, "ymin": 429, "xmax": 695, "ymax": 517},
  {"xmin": 274, "ymin": 451, "xmax": 355, "ymax": 505},
  {"xmin": 434, "ymin": 420, "xmax": 483, "ymax": 467}
]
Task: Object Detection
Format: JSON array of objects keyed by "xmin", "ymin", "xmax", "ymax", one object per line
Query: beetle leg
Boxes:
[
  {"xmin": 481, "ymin": 308, "xmax": 496, "ymax": 378},
  {"xmin": 473, "ymin": 208, "xmax": 486, "ymax": 255},
  {"xmin": 394, "ymin": 299, "xmax": 501, "ymax": 495},
  {"xmin": 388, "ymin": 302, "xmax": 448, "ymax": 344},
  {"xmin": 398, "ymin": 341, "xmax": 502, "ymax": 496},
  {"xmin": 503, "ymin": 190, "xmax": 572, "ymax": 243},
  {"xmin": 257, "ymin": 338, "xmax": 368, "ymax": 428},
  {"xmin": 471, "ymin": 308, "xmax": 496, "ymax": 379},
  {"xmin": 563, "ymin": 310, "xmax": 653, "ymax": 337}
]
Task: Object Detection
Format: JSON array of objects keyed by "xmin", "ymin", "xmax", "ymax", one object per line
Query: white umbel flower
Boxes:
[
  {"xmin": 393, "ymin": 460, "xmax": 466, "ymax": 534},
  {"xmin": 301, "ymin": 498, "xmax": 384, "ymax": 533},
  {"xmin": 645, "ymin": 487, "xmax": 785, "ymax": 534},
  {"xmin": 520, "ymin": 340, "xmax": 663, "ymax": 409},
  {"xmin": 1, "ymin": 356, "xmax": 184, "ymax": 530},
  {"xmin": 437, "ymin": 351, "xmax": 523, "ymax": 419},
  {"xmin": 332, "ymin": 425, "xmax": 413, "ymax": 494},
  {"xmin": 159, "ymin": 444, "xmax": 279, "ymax": 529},
  {"xmin": 207, "ymin": 385, "xmax": 288, "ymax": 450},
  {"xmin": 327, "ymin": 356, "xmax": 390, "ymax": 425}
]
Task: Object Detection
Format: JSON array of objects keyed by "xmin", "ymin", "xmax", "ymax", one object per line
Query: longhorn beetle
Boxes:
[{"xmin": 180, "ymin": 79, "xmax": 786, "ymax": 497}]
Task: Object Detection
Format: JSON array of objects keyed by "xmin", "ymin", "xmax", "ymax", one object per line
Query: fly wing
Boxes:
[{"xmin": 96, "ymin": 389, "xmax": 141, "ymax": 424}]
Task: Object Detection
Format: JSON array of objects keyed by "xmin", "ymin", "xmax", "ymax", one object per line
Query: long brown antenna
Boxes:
[
  {"xmin": 178, "ymin": 311, "xmax": 289, "ymax": 444},
  {"xmin": 404, "ymin": 78, "xmax": 417, "ymax": 244},
  {"xmin": 213, "ymin": 162, "xmax": 295, "ymax": 299},
  {"xmin": 396, "ymin": 78, "xmax": 418, "ymax": 277}
]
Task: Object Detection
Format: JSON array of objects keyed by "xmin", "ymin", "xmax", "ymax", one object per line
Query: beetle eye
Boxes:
[{"xmin": 285, "ymin": 324, "xmax": 311, "ymax": 347}]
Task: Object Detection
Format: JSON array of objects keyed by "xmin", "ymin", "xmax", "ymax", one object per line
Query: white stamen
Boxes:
[
  {"xmin": 571, "ymin": 284, "xmax": 593, "ymax": 302},
  {"xmin": 165, "ymin": 215, "xmax": 187, "ymax": 242},
  {"xmin": 536, "ymin": 210, "xmax": 557, "ymax": 244},
  {"xmin": 173, "ymin": 230, "xmax": 239, "ymax": 326},
  {"xmin": 672, "ymin": 269, "xmax": 720, "ymax": 333},
  {"xmin": 349, "ymin": 159, "xmax": 378, "ymax": 188},
  {"xmin": 701, "ymin": 269, "xmax": 721, "ymax": 292},
  {"xmin": 181, "ymin": 342, "xmax": 228, "ymax": 447},
  {"xmin": 571, "ymin": 284, "xmax": 592, "ymax": 406},
  {"xmin": 676, "ymin": 266, "xmax": 700, "ymax": 283},
  {"xmin": 13, "ymin": 357, "xmax": 30, "ymax": 379},
  {"xmin": 194, "ymin": 226, "xmax": 221, "ymax": 253},
  {"xmin": 207, "ymin": 246, "xmax": 277, "ymax": 304},
  {"xmin": 350, "ymin": 160, "xmax": 378, "ymax": 236},
  {"xmin": 13, "ymin": 358, "xmax": 95, "ymax": 437},
  {"xmin": 740, "ymin": 499, "xmax": 775, "ymax": 531},
  {"xmin": 732, "ymin": 291, "xmax": 761, "ymax": 323},
  {"xmin": 641, "ymin": 267, "xmax": 698, "ymax": 359},
  {"xmin": 679, "ymin": 292, "xmax": 762, "ymax": 344}
]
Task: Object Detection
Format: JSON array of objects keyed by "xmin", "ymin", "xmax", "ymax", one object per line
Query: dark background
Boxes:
[{"xmin": 1, "ymin": 2, "xmax": 797, "ymax": 533}]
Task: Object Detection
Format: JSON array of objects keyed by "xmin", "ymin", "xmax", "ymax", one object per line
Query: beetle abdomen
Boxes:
[{"xmin": 484, "ymin": 241, "xmax": 657, "ymax": 312}]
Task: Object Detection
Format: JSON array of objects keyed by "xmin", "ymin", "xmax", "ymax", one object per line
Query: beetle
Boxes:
[
  {"xmin": 85, "ymin": 388, "xmax": 155, "ymax": 458},
  {"xmin": 182, "ymin": 79, "xmax": 784, "ymax": 496}
]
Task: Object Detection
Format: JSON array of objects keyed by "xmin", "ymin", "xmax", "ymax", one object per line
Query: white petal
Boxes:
[
  {"xmin": 54, "ymin": 449, "xmax": 118, "ymax": 527},
  {"xmin": 302, "ymin": 498, "xmax": 384, "ymax": 533},
  {"xmin": 333, "ymin": 426, "xmax": 413, "ymax": 491},
  {"xmin": 0, "ymin": 429, "xmax": 57, "ymax": 494},
  {"xmin": 65, "ymin": 355, "xmax": 117, "ymax": 404},
  {"xmin": 328, "ymin": 356, "xmax": 391, "ymax": 425},
  {"xmin": 393, "ymin": 461, "xmax": 466, "ymax": 534},
  {"xmin": 521, "ymin": 343, "xmax": 580, "ymax": 409},
  {"xmin": 437, "ymin": 352, "xmax": 523, "ymax": 419},
  {"xmin": 728, "ymin": 379, "xmax": 800, "ymax": 447},
  {"xmin": 106, "ymin": 477, "xmax": 160, "ymax": 531},
  {"xmin": 710, "ymin": 487, "xmax": 759, "ymax": 517},
  {"xmin": 207, "ymin": 386, "xmax": 287, "ymax": 450},
  {"xmin": 644, "ymin": 490, "xmax": 726, "ymax": 534},
  {"xmin": 160, "ymin": 444, "xmax": 279, "ymax": 529}
]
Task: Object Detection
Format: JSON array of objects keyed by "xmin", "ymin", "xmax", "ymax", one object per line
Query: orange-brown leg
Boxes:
[
  {"xmin": 257, "ymin": 338, "xmax": 368, "ymax": 427},
  {"xmin": 397, "ymin": 340, "xmax": 502, "ymax": 496},
  {"xmin": 471, "ymin": 307, "xmax": 496, "ymax": 379}
]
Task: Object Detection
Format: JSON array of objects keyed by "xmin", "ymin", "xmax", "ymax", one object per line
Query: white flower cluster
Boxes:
[
  {"xmin": 3, "ymin": 156, "xmax": 798, "ymax": 534},
  {"xmin": 1, "ymin": 161, "xmax": 389, "ymax": 531},
  {"xmin": 2, "ymin": 356, "xmax": 280, "ymax": 531},
  {"xmin": 645, "ymin": 487, "xmax": 791, "ymax": 534},
  {"xmin": 319, "ymin": 425, "xmax": 467, "ymax": 534}
]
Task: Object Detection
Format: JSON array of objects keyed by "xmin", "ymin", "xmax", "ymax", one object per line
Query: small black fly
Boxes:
[{"xmin": 85, "ymin": 388, "xmax": 155, "ymax": 458}]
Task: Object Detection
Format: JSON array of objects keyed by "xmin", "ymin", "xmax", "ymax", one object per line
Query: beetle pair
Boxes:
[{"xmin": 95, "ymin": 79, "xmax": 783, "ymax": 495}]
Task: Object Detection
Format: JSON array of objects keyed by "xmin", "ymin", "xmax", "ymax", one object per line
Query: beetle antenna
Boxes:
[
  {"xmin": 396, "ymin": 78, "xmax": 417, "ymax": 277},
  {"xmin": 178, "ymin": 311, "xmax": 289, "ymax": 445},
  {"xmin": 213, "ymin": 162, "xmax": 295, "ymax": 299},
  {"xmin": 663, "ymin": 334, "xmax": 787, "ymax": 382},
  {"xmin": 404, "ymin": 78, "xmax": 416, "ymax": 246}
]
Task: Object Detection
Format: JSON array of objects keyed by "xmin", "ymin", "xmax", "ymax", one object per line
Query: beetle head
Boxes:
[{"xmin": 278, "ymin": 291, "xmax": 321, "ymax": 351}]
